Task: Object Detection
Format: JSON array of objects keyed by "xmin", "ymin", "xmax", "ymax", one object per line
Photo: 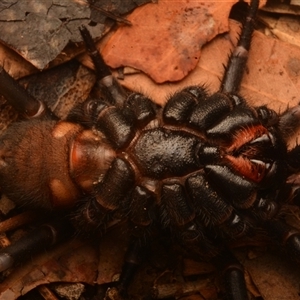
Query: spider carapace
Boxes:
[{"xmin": 0, "ymin": 0, "xmax": 300, "ymax": 299}]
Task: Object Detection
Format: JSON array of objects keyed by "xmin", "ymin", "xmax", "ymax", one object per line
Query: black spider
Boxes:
[{"xmin": 0, "ymin": 0, "xmax": 299, "ymax": 299}]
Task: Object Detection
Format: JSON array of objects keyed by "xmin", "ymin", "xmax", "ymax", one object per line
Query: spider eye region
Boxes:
[{"xmin": 70, "ymin": 129, "xmax": 116, "ymax": 192}]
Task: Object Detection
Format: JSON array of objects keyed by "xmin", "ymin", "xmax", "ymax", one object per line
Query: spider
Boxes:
[{"xmin": 0, "ymin": 0, "xmax": 299, "ymax": 299}]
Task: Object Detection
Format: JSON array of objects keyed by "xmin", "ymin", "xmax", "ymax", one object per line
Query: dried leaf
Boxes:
[
  {"xmin": 261, "ymin": 2, "xmax": 300, "ymax": 16},
  {"xmin": 0, "ymin": 0, "xmax": 106, "ymax": 69},
  {"xmin": 112, "ymin": 19, "xmax": 300, "ymax": 117},
  {"xmin": 244, "ymin": 252, "xmax": 300, "ymax": 300},
  {"xmin": 19, "ymin": 61, "xmax": 96, "ymax": 118},
  {"xmin": 0, "ymin": 240, "xmax": 98, "ymax": 299},
  {"xmin": 259, "ymin": 13, "xmax": 300, "ymax": 48},
  {"xmin": 101, "ymin": 0, "xmax": 236, "ymax": 83}
]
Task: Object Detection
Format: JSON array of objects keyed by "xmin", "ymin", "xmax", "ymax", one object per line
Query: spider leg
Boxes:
[
  {"xmin": 103, "ymin": 239, "xmax": 146, "ymax": 299},
  {"xmin": 117, "ymin": 240, "xmax": 143, "ymax": 294},
  {"xmin": 160, "ymin": 178, "xmax": 251, "ymax": 300},
  {"xmin": 214, "ymin": 249, "xmax": 249, "ymax": 300},
  {"xmin": 264, "ymin": 219, "xmax": 300, "ymax": 264},
  {"xmin": 220, "ymin": 0, "xmax": 259, "ymax": 94},
  {"xmin": 0, "ymin": 66, "xmax": 52, "ymax": 118},
  {"xmin": 79, "ymin": 26, "xmax": 127, "ymax": 107},
  {"xmin": 0, "ymin": 218, "xmax": 73, "ymax": 272},
  {"xmin": 111, "ymin": 239, "xmax": 250, "ymax": 300}
]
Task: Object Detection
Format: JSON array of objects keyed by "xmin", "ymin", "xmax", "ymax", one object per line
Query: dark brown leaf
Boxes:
[
  {"xmin": 0, "ymin": 0, "xmax": 106, "ymax": 69},
  {"xmin": 89, "ymin": 0, "xmax": 152, "ymax": 24},
  {"xmin": 0, "ymin": 240, "xmax": 98, "ymax": 299}
]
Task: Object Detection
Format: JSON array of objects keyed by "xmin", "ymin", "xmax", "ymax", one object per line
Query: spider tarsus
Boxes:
[
  {"xmin": 79, "ymin": 25, "xmax": 127, "ymax": 107},
  {"xmin": 79, "ymin": 25, "xmax": 111, "ymax": 79},
  {"xmin": 220, "ymin": 0, "xmax": 259, "ymax": 94},
  {"xmin": 238, "ymin": 0, "xmax": 259, "ymax": 51}
]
